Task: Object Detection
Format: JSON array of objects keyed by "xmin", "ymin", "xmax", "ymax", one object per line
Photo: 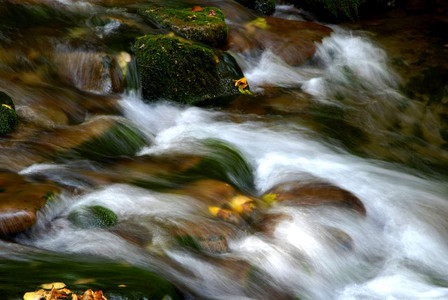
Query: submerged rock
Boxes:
[
  {"xmin": 0, "ymin": 91, "xmax": 18, "ymax": 136},
  {"xmin": 134, "ymin": 34, "xmax": 244, "ymax": 104},
  {"xmin": 173, "ymin": 220, "xmax": 237, "ymax": 254},
  {"xmin": 227, "ymin": 17, "xmax": 332, "ymax": 66},
  {"xmin": 264, "ymin": 180, "xmax": 366, "ymax": 215},
  {"xmin": 0, "ymin": 171, "xmax": 60, "ymax": 236},
  {"xmin": 139, "ymin": 5, "xmax": 229, "ymax": 48}
]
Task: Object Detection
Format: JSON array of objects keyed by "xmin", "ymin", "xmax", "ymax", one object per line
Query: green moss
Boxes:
[
  {"xmin": 295, "ymin": 0, "xmax": 366, "ymax": 21},
  {"xmin": 134, "ymin": 35, "xmax": 243, "ymax": 104},
  {"xmin": 132, "ymin": 139, "xmax": 255, "ymax": 194},
  {"xmin": 58, "ymin": 122, "xmax": 148, "ymax": 162},
  {"xmin": 254, "ymin": 0, "xmax": 277, "ymax": 15},
  {"xmin": 235, "ymin": 0, "xmax": 276, "ymax": 15},
  {"xmin": 139, "ymin": 5, "xmax": 228, "ymax": 47},
  {"xmin": 0, "ymin": 92, "xmax": 18, "ymax": 137},
  {"xmin": 68, "ymin": 205, "xmax": 118, "ymax": 229}
]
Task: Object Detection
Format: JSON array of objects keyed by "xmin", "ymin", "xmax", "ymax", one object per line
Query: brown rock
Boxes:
[
  {"xmin": 227, "ymin": 17, "xmax": 332, "ymax": 66},
  {"xmin": 54, "ymin": 52, "xmax": 124, "ymax": 94},
  {"xmin": 0, "ymin": 172, "xmax": 60, "ymax": 235},
  {"xmin": 173, "ymin": 220, "xmax": 237, "ymax": 254},
  {"xmin": 265, "ymin": 180, "xmax": 366, "ymax": 215},
  {"xmin": 179, "ymin": 179, "xmax": 238, "ymax": 207}
]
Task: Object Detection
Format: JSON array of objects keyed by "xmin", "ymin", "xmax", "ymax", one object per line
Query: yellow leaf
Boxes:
[
  {"xmin": 118, "ymin": 284, "xmax": 127, "ymax": 288},
  {"xmin": 232, "ymin": 77, "xmax": 248, "ymax": 88},
  {"xmin": 262, "ymin": 193, "xmax": 277, "ymax": 205},
  {"xmin": 23, "ymin": 291, "xmax": 44, "ymax": 300},
  {"xmin": 229, "ymin": 195, "xmax": 254, "ymax": 214},
  {"xmin": 1, "ymin": 104, "xmax": 12, "ymax": 110},
  {"xmin": 250, "ymin": 17, "xmax": 268, "ymax": 29},
  {"xmin": 40, "ymin": 282, "xmax": 66, "ymax": 290},
  {"xmin": 213, "ymin": 55, "xmax": 220, "ymax": 63}
]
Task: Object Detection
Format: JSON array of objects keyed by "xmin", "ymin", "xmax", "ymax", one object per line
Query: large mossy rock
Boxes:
[
  {"xmin": 287, "ymin": 0, "xmax": 366, "ymax": 21},
  {"xmin": 0, "ymin": 171, "xmax": 60, "ymax": 236},
  {"xmin": 139, "ymin": 5, "xmax": 229, "ymax": 48},
  {"xmin": 134, "ymin": 35, "xmax": 244, "ymax": 104},
  {"xmin": 0, "ymin": 91, "xmax": 18, "ymax": 136},
  {"xmin": 235, "ymin": 0, "xmax": 277, "ymax": 15}
]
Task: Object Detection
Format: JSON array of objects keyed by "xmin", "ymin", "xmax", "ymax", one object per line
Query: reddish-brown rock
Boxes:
[
  {"xmin": 265, "ymin": 180, "xmax": 366, "ymax": 215},
  {"xmin": 0, "ymin": 172, "xmax": 60, "ymax": 235},
  {"xmin": 227, "ymin": 17, "xmax": 332, "ymax": 66}
]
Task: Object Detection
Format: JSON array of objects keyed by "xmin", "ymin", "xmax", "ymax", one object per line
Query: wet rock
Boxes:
[
  {"xmin": 179, "ymin": 179, "xmax": 238, "ymax": 207},
  {"xmin": 36, "ymin": 116, "xmax": 149, "ymax": 162},
  {"xmin": 67, "ymin": 205, "xmax": 118, "ymax": 229},
  {"xmin": 0, "ymin": 91, "xmax": 18, "ymax": 136},
  {"xmin": 253, "ymin": 212, "xmax": 292, "ymax": 236},
  {"xmin": 283, "ymin": 0, "xmax": 365, "ymax": 22},
  {"xmin": 16, "ymin": 105, "xmax": 68, "ymax": 128},
  {"xmin": 235, "ymin": 0, "xmax": 277, "ymax": 15},
  {"xmin": 134, "ymin": 35, "xmax": 244, "ymax": 104},
  {"xmin": 227, "ymin": 17, "xmax": 332, "ymax": 66},
  {"xmin": 0, "ymin": 171, "xmax": 60, "ymax": 235},
  {"xmin": 54, "ymin": 51, "xmax": 124, "ymax": 94},
  {"xmin": 173, "ymin": 220, "xmax": 237, "ymax": 254},
  {"xmin": 139, "ymin": 5, "xmax": 229, "ymax": 48},
  {"xmin": 109, "ymin": 221, "xmax": 153, "ymax": 247},
  {"xmin": 264, "ymin": 180, "xmax": 366, "ymax": 215},
  {"xmin": 324, "ymin": 226, "xmax": 354, "ymax": 252}
]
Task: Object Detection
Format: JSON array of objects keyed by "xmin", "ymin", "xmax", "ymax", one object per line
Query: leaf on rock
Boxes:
[
  {"xmin": 208, "ymin": 10, "xmax": 216, "ymax": 16},
  {"xmin": 23, "ymin": 284, "xmax": 107, "ymax": 300},
  {"xmin": 262, "ymin": 193, "xmax": 277, "ymax": 205},
  {"xmin": 229, "ymin": 195, "xmax": 254, "ymax": 214}
]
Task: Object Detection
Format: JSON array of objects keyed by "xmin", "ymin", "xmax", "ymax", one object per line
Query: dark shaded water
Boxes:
[{"xmin": 1, "ymin": 1, "xmax": 448, "ymax": 299}]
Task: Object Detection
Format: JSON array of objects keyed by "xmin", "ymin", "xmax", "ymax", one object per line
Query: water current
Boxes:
[{"xmin": 0, "ymin": 1, "xmax": 447, "ymax": 299}]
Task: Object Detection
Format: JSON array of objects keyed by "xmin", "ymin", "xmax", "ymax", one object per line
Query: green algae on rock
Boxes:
[
  {"xmin": 138, "ymin": 5, "xmax": 228, "ymax": 48},
  {"xmin": 235, "ymin": 0, "xmax": 277, "ymax": 15},
  {"xmin": 134, "ymin": 34, "xmax": 244, "ymax": 104},
  {"xmin": 68, "ymin": 205, "xmax": 118, "ymax": 229},
  {"xmin": 0, "ymin": 91, "xmax": 18, "ymax": 136}
]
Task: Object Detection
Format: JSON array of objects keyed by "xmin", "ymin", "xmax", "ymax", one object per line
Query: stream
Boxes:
[{"xmin": 1, "ymin": 0, "xmax": 448, "ymax": 299}]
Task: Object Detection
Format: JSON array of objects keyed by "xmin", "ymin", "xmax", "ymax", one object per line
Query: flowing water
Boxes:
[{"xmin": 1, "ymin": 0, "xmax": 448, "ymax": 299}]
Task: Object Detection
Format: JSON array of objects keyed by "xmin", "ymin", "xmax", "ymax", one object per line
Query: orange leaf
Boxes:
[
  {"xmin": 232, "ymin": 77, "xmax": 248, "ymax": 89},
  {"xmin": 190, "ymin": 6, "xmax": 203, "ymax": 12}
]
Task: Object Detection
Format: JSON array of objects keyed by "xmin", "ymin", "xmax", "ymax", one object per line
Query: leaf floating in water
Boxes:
[{"xmin": 190, "ymin": 6, "xmax": 203, "ymax": 12}]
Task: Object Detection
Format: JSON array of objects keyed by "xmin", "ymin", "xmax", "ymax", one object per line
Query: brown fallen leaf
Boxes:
[{"xmin": 208, "ymin": 10, "xmax": 216, "ymax": 16}]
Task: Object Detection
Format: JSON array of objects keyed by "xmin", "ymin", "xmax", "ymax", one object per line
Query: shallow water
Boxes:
[{"xmin": 0, "ymin": 1, "xmax": 448, "ymax": 299}]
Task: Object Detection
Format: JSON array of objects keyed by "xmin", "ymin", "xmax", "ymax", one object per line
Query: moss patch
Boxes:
[
  {"xmin": 56, "ymin": 122, "xmax": 148, "ymax": 162},
  {"xmin": 293, "ymin": 0, "xmax": 366, "ymax": 21},
  {"xmin": 0, "ymin": 91, "xmax": 17, "ymax": 136},
  {"xmin": 236, "ymin": 0, "xmax": 276, "ymax": 15},
  {"xmin": 68, "ymin": 205, "xmax": 118, "ymax": 229},
  {"xmin": 134, "ymin": 34, "xmax": 243, "ymax": 104},
  {"xmin": 139, "ymin": 5, "xmax": 228, "ymax": 48}
]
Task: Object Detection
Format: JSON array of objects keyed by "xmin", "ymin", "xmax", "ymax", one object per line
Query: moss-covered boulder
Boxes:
[
  {"xmin": 68, "ymin": 205, "xmax": 118, "ymax": 229},
  {"xmin": 235, "ymin": 0, "xmax": 277, "ymax": 15},
  {"xmin": 0, "ymin": 91, "xmax": 18, "ymax": 136},
  {"xmin": 0, "ymin": 171, "xmax": 60, "ymax": 236},
  {"xmin": 286, "ymin": 0, "xmax": 367, "ymax": 22},
  {"xmin": 134, "ymin": 35, "xmax": 244, "ymax": 104},
  {"xmin": 139, "ymin": 5, "xmax": 228, "ymax": 48}
]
